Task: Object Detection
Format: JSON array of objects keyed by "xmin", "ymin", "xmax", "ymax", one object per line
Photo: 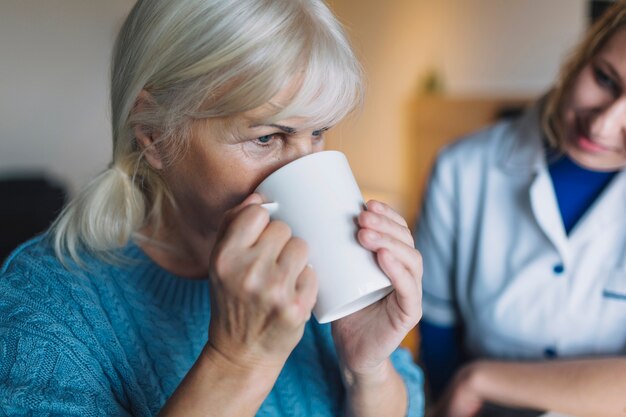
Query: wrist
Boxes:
[
  {"xmin": 201, "ymin": 343, "xmax": 283, "ymax": 393},
  {"xmin": 341, "ymin": 359, "xmax": 394, "ymax": 392},
  {"xmin": 454, "ymin": 360, "xmax": 489, "ymax": 399},
  {"xmin": 203, "ymin": 340, "xmax": 286, "ymax": 374},
  {"xmin": 158, "ymin": 343, "xmax": 284, "ymax": 417},
  {"xmin": 342, "ymin": 359, "xmax": 407, "ymax": 417}
]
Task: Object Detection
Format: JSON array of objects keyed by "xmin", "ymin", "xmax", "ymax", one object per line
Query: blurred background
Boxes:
[{"xmin": 0, "ymin": 0, "xmax": 613, "ymax": 261}]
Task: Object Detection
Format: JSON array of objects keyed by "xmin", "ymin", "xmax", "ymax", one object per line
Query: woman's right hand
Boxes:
[{"xmin": 206, "ymin": 193, "xmax": 318, "ymax": 373}]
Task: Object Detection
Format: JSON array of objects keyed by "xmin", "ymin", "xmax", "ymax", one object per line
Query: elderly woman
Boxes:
[
  {"xmin": 415, "ymin": 2, "xmax": 626, "ymax": 416},
  {"xmin": 0, "ymin": 0, "xmax": 424, "ymax": 416}
]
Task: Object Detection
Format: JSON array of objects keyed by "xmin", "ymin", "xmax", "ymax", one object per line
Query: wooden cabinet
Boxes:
[{"xmin": 404, "ymin": 95, "xmax": 532, "ymax": 228}]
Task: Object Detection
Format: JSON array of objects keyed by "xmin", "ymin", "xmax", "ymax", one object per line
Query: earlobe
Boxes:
[{"xmin": 133, "ymin": 90, "xmax": 163, "ymax": 170}]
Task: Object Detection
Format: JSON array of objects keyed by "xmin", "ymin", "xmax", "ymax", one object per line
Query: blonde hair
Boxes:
[
  {"xmin": 542, "ymin": 0, "xmax": 626, "ymax": 148},
  {"xmin": 52, "ymin": 0, "xmax": 363, "ymax": 263}
]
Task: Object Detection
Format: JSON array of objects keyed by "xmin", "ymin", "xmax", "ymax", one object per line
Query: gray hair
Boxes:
[{"xmin": 52, "ymin": 0, "xmax": 363, "ymax": 263}]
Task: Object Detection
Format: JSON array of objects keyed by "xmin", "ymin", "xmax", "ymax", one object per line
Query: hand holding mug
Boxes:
[
  {"xmin": 206, "ymin": 193, "xmax": 318, "ymax": 372},
  {"xmin": 332, "ymin": 200, "xmax": 423, "ymax": 375},
  {"xmin": 256, "ymin": 151, "xmax": 394, "ymax": 323},
  {"xmin": 254, "ymin": 150, "xmax": 422, "ymax": 379}
]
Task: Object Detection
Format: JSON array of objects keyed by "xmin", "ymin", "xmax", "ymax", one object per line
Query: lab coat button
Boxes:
[
  {"xmin": 552, "ymin": 263, "xmax": 565, "ymax": 275},
  {"xmin": 544, "ymin": 347, "xmax": 558, "ymax": 358}
]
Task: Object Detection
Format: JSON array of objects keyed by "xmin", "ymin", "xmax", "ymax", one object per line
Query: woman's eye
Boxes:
[
  {"xmin": 594, "ymin": 67, "xmax": 619, "ymax": 93},
  {"xmin": 312, "ymin": 127, "xmax": 329, "ymax": 138},
  {"xmin": 254, "ymin": 133, "xmax": 282, "ymax": 146}
]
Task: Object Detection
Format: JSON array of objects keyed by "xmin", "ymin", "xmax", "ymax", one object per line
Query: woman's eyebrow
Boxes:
[{"xmin": 249, "ymin": 123, "xmax": 297, "ymax": 134}]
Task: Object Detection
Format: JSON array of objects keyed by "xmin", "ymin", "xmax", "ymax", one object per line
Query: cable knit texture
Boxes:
[{"xmin": 0, "ymin": 235, "xmax": 424, "ymax": 416}]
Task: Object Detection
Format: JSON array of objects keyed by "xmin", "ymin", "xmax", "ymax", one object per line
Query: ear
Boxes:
[{"xmin": 133, "ymin": 90, "xmax": 163, "ymax": 170}]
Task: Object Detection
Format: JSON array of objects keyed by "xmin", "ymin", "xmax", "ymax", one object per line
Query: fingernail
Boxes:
[
  {"xmin": 367, "ymin": 201, "xmax": 381, "ymax": 213},
  {"xmin": 366, "ymin": 230, "xmax": 380, "ymax": 241}
]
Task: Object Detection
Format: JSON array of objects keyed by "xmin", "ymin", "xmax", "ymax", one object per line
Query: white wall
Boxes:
[{"xmin": 0, "ymin": 0, "xmax": 134, "ymax": 194}]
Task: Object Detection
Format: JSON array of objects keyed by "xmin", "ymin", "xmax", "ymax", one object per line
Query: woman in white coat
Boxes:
[{"xmin": 415, "ymin": 2, "xmax": 626, "ymax": 416}]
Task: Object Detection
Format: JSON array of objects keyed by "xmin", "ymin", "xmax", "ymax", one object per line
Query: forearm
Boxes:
[
  {"xmin": 344, "ymin": 359, "xmax": 408, "ymax": 417},
  {"xmin": 468, "ymin": 358, "xmax": 626, "ymax": 417},
  {"xmin": 158, "ymin": 344, "xmax": 281, "ymax": 417}
]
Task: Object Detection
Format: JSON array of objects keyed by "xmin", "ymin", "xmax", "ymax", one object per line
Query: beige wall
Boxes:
[{"xmin": 326, "ymin": 0, "xmax": 586, "ymax": 220}]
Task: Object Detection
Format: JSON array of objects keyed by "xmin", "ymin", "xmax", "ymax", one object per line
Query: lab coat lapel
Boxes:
[
  {"xmin": 569, "ymin": 169, "xmax": 626, "ymax": 242},
  {"xmin": 529, "ymin": 165, "xmax": 570, "ymax": 261},
  {"xmin": 497, "ymin": 101, "xmax": 570, "ymax": 260}
]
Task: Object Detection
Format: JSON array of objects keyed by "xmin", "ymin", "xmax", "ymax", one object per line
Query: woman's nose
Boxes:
[
  {"xmin": 264, "ymin": 136, "xmax": 320, "ymax": 176},
  {"xmin": 590, "ymin": 98, "xmax": 626, "ymax": 141},
  {"xmin": 283, "ymin": 136, "xmax": 319, "ymax": 164}
]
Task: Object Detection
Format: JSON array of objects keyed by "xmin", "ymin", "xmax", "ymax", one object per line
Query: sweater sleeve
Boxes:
[
  {"xmin": 0, "ymin": 331, "xmax": 131, "ymax": 417},
  {"xmin": 0, "ymin": 272, "xmax": 132, "ymax": 417},
  {"xmin": 390, "ymin": 347, "xmax": 425, "ymax": 417}
]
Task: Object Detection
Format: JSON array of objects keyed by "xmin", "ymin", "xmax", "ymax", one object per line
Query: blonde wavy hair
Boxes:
[
  {"xmin": 542, "ymin": 0, "xmax": 626, "ymax": 148},
  {"xmin": 52, "ymin": 0, "xmax": 363, "ymax": 263}
]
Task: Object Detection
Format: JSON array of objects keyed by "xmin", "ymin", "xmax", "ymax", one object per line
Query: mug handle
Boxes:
[{"xmin": 260, "ymin": 202, "xmax": 279, "ymax": 215}]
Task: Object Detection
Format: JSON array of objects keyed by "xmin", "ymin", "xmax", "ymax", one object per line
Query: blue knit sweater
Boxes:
[{"xmin": 0, "ymin": 235, "xmax": 424, "ymax": 416}]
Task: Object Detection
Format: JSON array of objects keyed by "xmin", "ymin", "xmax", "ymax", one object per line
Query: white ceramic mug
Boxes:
[{"xmin": 255, "ymin": 150, "xmax": 393, "ymax": 323}]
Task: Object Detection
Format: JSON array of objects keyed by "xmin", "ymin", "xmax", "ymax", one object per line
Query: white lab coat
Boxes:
[{"xmin": 414, "ymin": 104, "xmax": 626, "ymax": 360}]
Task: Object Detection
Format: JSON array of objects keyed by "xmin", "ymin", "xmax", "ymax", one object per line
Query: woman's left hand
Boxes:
[
  {"xmin": 431, "ymin": 364, "xmax": 485, "ymax": 417},
  {"xmin": 332, "ymin": 200, "xmax": 422, "ymax": 376}
]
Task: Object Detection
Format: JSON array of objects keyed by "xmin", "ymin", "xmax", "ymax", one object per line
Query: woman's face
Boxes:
[
  {"xmin": 562, "ymin": 27, "xmax": 626, "ymax": 171},
  {"xmin": 161, "ymin": 84, "xmax": 328, "ymax": 239}
]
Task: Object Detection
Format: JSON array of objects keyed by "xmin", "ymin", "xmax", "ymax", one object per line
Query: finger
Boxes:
[
  {"xmin": 252, "ymin": 232, "xmax": 306, "ymax": 310},
  {"xmin": 275, "ymin": 237, "xmax": 309, "ymax": 288},
  {"xmin": 254, "ymin": 220, "xmax": 294, "ymax": 261},
  {"xmin": 357, "ymin": 228, "xmax": 422, "ymax": 278},
  {"xmin": 377, "ymin": 249, "xmax": 421, "ymax": 320},
  {"xmin": 281, "ymin": 265, "xmax": 318, "ymax": 324},
  {"xmin": 365, "ymin": 200, "xmax": 408, "ymax": 228},
  {"xmin": 220, "ymin": 204, "xmax": 271, "ymax": 250},
  {"xmin": 358, "ymin": 210, "xmax": 414, "ymax": 247},
  {"xmin": 216, "ymin": 193, "xmax": 264, "ymax": 241},
  {"xmin": 295, "ymin": 265, "xmax": 318, "ymax": 312}
]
